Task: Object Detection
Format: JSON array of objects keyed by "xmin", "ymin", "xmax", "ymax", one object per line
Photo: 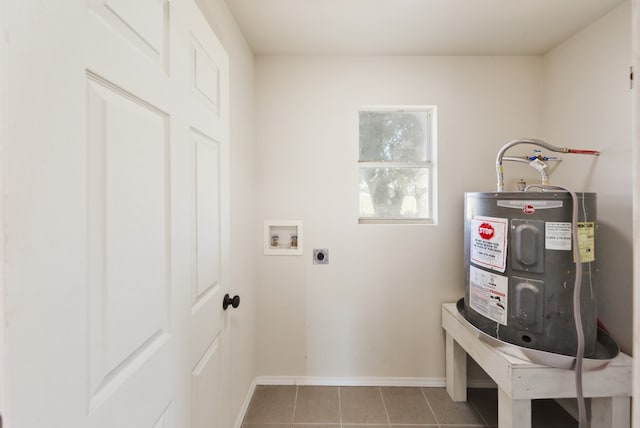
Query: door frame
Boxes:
[{"xmin": 632, "ymin": 1, "xmax": 639, "ymax": 425}]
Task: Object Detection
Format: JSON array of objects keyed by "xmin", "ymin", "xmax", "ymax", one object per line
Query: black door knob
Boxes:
[{"xmin": 222, "ymin": 293, "xmax": 240, "ymax": 310}]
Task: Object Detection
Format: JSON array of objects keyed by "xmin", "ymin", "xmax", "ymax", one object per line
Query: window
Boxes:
[{"xmin": 358, "ymin": 107, "xmax": 436, "ymax": 224}]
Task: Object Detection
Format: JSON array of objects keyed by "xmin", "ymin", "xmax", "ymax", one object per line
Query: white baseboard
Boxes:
[
  {"xmin": 255, "ymin": 376, "xmax": 497, "ymax": 389},
  {"xmin": 256, "ymin": 376, "xmax": 444, "ymax": 387},
  {"xmin": 232, "ymin": 378, "xmax": 257, "ymax": 428}
]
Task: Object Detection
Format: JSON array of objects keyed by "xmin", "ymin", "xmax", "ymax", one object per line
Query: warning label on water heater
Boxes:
[
  {"xmin": 470, "ymin": 216, "xmax": 508, "ymax": 273},
  {"xmin": 469, "ymin": 265, "xmax": 508, "ymax": 325},
  {"xmin": 544, "ymin": 221, "xmax": 595, "ymax": 262},
  {"xmin": 577, "ymin": 222, "xmax": 595, "ymax": 263},
  {"xmin": 546, "ymin": 222, "xmax": 572, "ymax": 250}
]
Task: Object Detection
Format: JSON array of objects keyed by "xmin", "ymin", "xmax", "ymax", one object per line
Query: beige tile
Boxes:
[
  {"xmin": 340, "ymin": 386, "xmax": 388, "ymax": 424},
  {"xmin": 430, "ymin": 426, "xmax": 483, "ymax": 428},
  {"xmin": 348, "ymin": 425, "xmax": 391, "ymax": 428},
  {"xmin": 243, "ymin": 385, "xmax": 297, "ymax": 424},
  {"xmin": 242, "ymin": 425, "xmax": 290, "ymax": 428},
  {"xmin": 389, "ymin": 426, "xmax": 438, "ymax": 428},
  {"xmin": 291, "ymin": 425, "xmax": 340, "ymax": 428},
  {"xmin": 243, "ymin": 425, "xmax": 340, "ymax": 428},
  {"xmin": 380, "ymin": 386, "xmax": 437, "ymax": 425},
  {"xmin": 422, "ymin": 387, "xmax": 486, "ymax": 425},
  {"xmin": 292, "ymin": 386, "xmax": 340, "ymax": 423}
]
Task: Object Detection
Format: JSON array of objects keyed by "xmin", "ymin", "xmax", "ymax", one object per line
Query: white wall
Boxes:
[
  {"xmin": 541, "ymin": 1, "xmax": 633, "ymax": 353},
  {"xmin": 254, "ymin": 56, "xmax": 542, "ymax": 380},
  {"xmin": 196, "ymin": 0, "xmax": 258, "ymax": 421},
  {"xmin": 193, "ymin": 0, "xmax": 632, "ymax": 402}
]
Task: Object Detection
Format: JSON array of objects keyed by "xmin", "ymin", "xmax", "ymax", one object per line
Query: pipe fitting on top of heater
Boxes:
[
  {"xmin": 495, "ymin": 138, "xmax": 600, "ymax": 192},
  {"xmin": 502, "ymin": 156, "xmax": 550, "ymax": 189}
]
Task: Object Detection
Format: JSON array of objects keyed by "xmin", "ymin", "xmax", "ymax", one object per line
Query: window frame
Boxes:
[{"xmin": 357, "ymin": 105, "xmax": 437, "ymax": 225}]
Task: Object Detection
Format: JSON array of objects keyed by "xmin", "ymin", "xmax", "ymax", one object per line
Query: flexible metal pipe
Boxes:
[
  {"xmin": 502, "ymin": 156, "xmax": 549, "ymax": 188},
  {"xmin": 526, "ymin": 185, "xmax": 587, "ymax": 428},
  {"xmin": 496, "ymin": 138, "xmax": 599, "ymax": 192}
]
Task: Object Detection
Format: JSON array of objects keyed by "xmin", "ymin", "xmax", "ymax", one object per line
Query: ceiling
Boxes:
[{"xmin": 222, "ymin": 0, "xmax": 626, "ymax": 56}]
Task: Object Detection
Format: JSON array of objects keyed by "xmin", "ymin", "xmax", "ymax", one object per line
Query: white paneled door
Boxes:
[{"xmin": 5, "ymin": 1, "xmax": 230, "ymax": 427}]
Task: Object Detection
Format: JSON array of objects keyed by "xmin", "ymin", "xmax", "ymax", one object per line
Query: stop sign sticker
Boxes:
[
  {"xmin": 478, "ymin": 223, "xmax": 495, "ymax": 240},
  {"xmin": 471, "ymin": 216, "xmax": 508, "ymax": 272}
]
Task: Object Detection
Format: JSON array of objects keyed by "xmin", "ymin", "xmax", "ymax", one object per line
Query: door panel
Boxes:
[
  {"xmin": 86, "ymin": 73, "xmax": 171, "ymax": 408},
  {"xmin": 187, "ymin": 10, "xmax": 228, "ymax": 138},
  {"xmin": 153, "ymin": 405, "xmax": 173, "ymax": 428},
  {"xmin": 193, "ymin": 38, "xmax": 221, "ymax": 113},
  {"xmin": 191, "ymin": 335, "xmax": 222, "ymax": 428},
  {"xmin": 6, "ymin": 0, "xmax": 229, "ymax": 427},
  {"xmin": 185, "ymin": 5, "xmax": 230, "ymax": 428},
  {"xmin": 190, "ymin": 130, "xmax": 225, "ymax": 427},
  {"xmin": 88, "ymin": 0, "xmax": 170, "ymax": 69},
  {"xmin": 195, "ymin": 134, "xmax": 221, "ymax": 300}
]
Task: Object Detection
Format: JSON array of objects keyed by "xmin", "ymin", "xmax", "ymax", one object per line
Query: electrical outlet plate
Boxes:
[{"xmin": 313, "ymin": 249, "xmax": 329, "ymax": 264}]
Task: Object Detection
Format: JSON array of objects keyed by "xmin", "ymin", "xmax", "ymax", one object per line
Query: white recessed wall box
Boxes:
[{"xmin": 264, "ymin": 220, "xmax": 303, "ymax": 255}]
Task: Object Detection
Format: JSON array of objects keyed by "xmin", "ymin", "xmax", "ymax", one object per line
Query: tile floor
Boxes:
[{"xmin": 241, "ymin": 385, "xmax": 578, "ymax": 428}]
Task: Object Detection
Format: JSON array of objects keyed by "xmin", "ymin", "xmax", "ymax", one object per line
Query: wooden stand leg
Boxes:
[
  {"xmin": 498, "ymin": 388, "xmax": 531, "ymax": 428},
  {"xmin": 591, "ymin": 396, "xmax": 630, "ymax": 428},
  {"xmin": 446, "ymin": 332, "xmax": 467, "ymax": 402}
]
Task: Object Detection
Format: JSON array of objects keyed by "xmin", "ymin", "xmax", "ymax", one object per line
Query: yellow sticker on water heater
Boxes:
[{"xmin": 576, "ymin": 222, "xmax": 595, "ymax": 263}]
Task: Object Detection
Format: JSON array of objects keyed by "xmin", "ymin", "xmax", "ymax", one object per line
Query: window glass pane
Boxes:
[
  {"xmin": 359, "ymin": 111, "xmax": 429, "ymax": 162},
  {"xmin": 359, "ymin": 167, "xmax": 430, "ymax": 218}
]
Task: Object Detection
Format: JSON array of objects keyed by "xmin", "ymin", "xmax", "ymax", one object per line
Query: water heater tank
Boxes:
[{"xmin": 464, "ymin": 191, "xmax": 598, "ymax": 357}]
